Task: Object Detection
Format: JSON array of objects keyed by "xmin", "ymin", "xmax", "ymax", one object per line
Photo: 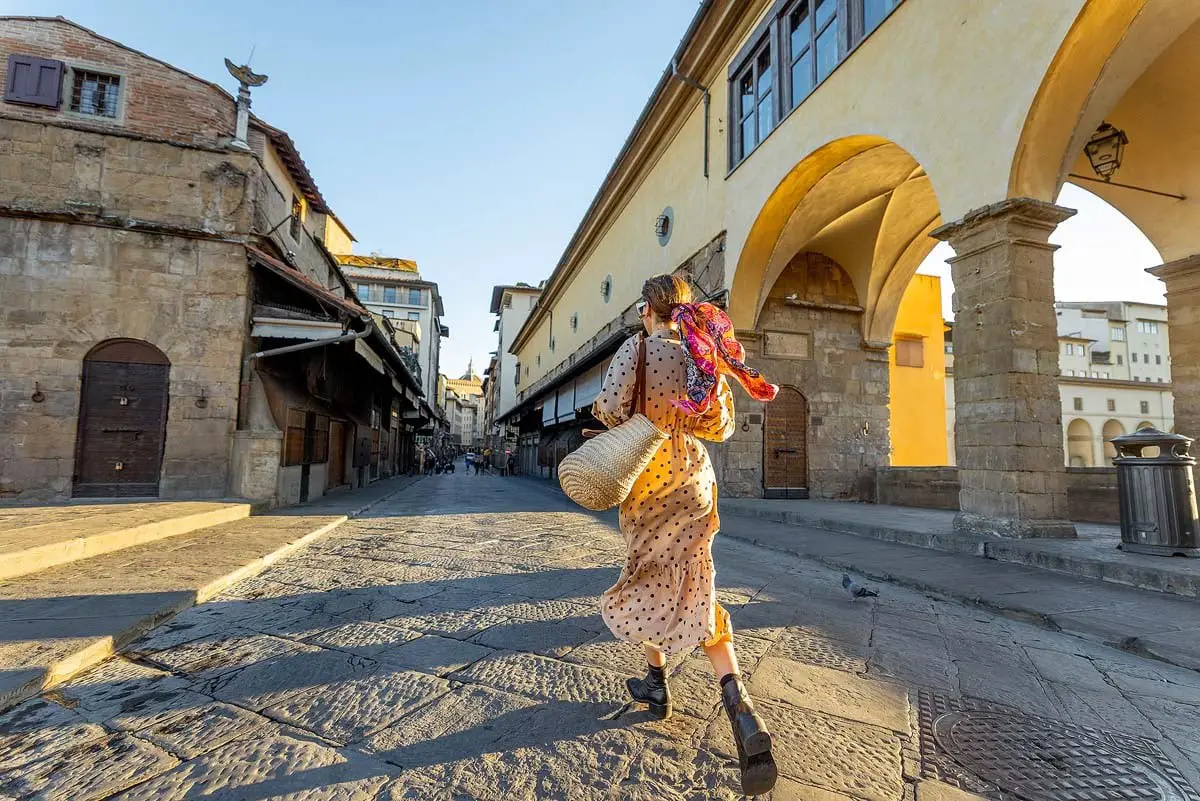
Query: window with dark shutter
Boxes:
[
  {"xmin": 4, "ymin": 54, "xmax": 64, "ymax": 108},
  {"xmin": 69, "ymin": 69, "xmax": 121, "ymax": 117}
]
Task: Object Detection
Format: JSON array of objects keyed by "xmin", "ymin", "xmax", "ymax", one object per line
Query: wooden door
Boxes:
[
  {"xmin": 763, "ymin": 386, "xmax": 809, "ymax": 499},
  {"xmin": 329, "ymin": 421, "xmax": 346, "ymax": 487},
  {"xmin": 74, "ymin": 340, "xmax": 170, "ymax": 498}
]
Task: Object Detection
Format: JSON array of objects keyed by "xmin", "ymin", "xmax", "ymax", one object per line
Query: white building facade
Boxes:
[
  {"xmin": 336, "ymin": 256, "xmax": 448, "ymax": 406},
  {"xmin": 487, "ymin": 284, "xmax": 541, "ymax": 423},
  {"xmin": 946, "ymin": 301, "xmax": 1175, "ymax": 467}
]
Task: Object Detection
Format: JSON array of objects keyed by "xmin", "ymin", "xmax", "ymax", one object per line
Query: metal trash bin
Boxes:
[{"xmin": 1111, "ymin": 427, "xmax": 1199, "ymax": 557}]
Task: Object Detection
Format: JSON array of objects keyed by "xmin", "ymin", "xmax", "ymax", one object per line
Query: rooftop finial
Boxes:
[{"xmin": 225, "ymin": 58, "xmax": 268, "ymax": 151}]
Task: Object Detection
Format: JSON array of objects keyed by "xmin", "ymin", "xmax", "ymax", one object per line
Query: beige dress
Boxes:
[{"xmin": 592, "ymin": 330, "xmax": 736, "ymax": 656}]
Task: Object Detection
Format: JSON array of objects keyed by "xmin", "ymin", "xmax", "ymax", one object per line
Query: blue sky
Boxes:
[{"xmin": 10, "ymin": 2, "xmax": 1166, "ymax": 375}]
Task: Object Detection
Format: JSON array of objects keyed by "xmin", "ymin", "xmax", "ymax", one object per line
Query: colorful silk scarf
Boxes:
[{"xmin": 670, "ymin": 302, "xmax": 778, "ymax": 415}]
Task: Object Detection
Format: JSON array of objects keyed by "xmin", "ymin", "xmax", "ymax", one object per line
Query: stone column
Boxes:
[
  {"xmin": 933, "ymin": 198, "xmax": 1077, "ymax": 539},
  {"xmin": 1148, "ymin": 255, "xmax": 1200, "ymax": 439}
]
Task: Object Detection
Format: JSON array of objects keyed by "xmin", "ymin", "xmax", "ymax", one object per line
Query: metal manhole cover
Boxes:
[
  {"xmin": 916, "ymin": 691, "xmax": 1199, "ymax": 801},
  {"xmin": 934, "ymin": 710, "xmax": 1189, "ymax": 801}
]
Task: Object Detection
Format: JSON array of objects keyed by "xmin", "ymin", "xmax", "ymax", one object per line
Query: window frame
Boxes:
[
  {"xmin": 407, "ymin": 288, "xmax": 423, "ymax": 306},
  {"xmin": 383, "ymin": 286, "xmax": 398, "ymax": 304},
  {"xmin": 289, "ymin": 195, "xmax": 303, "ymax": 241},
  {"xmin": 728, "ymin": 0, "xmax": 904, "ymax": 172},
  {"xmin": 894, "ymin": 337, "xmax": 924, "ymax": 368},
  {"xmin": 1073, "ymin": 397, "xmax": 1083, "ymax": 412},
  {"xmin": 1140, "ymin": 401, "xmax": 1150, "ymax": 415},
  {"xmin": 63, "ymin": 62, "xmax": 126, "ymax": 123},
  {"xmin": 356, "ymin": 283, "xmax": 371, "ymax": 302}
]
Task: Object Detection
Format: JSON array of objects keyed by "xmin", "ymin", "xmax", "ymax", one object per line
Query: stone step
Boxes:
[
  {"xmin": 0, "ymin": 476, "xmax": 420, "ymax": 713},
  {"xmin": 718, "ymin": 499, "xmax": 1200, "ymax": 598},
  {"xmin": 0, "ymin": 500, "xmax": 257, "ymax": 581}
]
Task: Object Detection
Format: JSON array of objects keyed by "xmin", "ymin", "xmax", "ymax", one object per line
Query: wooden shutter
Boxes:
[{"xmin": 5, "ymin": 55, "xmax": 64, "ymax": 108}]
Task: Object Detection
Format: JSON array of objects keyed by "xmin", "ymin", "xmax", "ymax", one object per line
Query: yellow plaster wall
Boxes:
[
  {"xmin": 324, "ymin": 217, "xmax": 354, "ymax": 256},
  {"xmin": 515, "ymin": 79, "xmax": 730, "ymax": 392},
  {"xmin": 888, "ymin": 274, "xmax": 948, "ymax": 466}
]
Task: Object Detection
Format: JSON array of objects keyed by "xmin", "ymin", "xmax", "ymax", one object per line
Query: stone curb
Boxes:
[
  {"xmin": 0, "ymin": 502, "xmax": 253, "ymax": 582},
  {"xmin": 718, "ymin": 501, "xmax": 1200, "ymax": 599},
  {"xmin": 718, "ymin": 520, "xmax": 1200, "ymax": 673},
  {"xmin": 1, "ymin": 477, "xmax": 421, "ymax": 714}
]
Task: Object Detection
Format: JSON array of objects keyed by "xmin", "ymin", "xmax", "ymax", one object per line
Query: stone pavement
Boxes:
[
  {"xmin": 0, "ymin": 475, "xmax": 1197, "ymax": 800},
  {"xmin": 0, "ymin": 476, "xmax": 419, "ymax": 712},
  {"xmin": 714, "ymin": 505, "xmax": 1200, "ymax": 672},
  {"xmin": 720, "ymin": 498, "xmax": 1200, "ymax": 598}
]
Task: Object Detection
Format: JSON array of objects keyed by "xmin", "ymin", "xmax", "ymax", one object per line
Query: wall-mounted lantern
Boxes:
[
  {"xmin": 655, "ymin": 207, "xmax": 674, "ymax": 247},
  {"xmin": 1084, "ymin": 122, "xmax": 1128, "ymax": 181}
]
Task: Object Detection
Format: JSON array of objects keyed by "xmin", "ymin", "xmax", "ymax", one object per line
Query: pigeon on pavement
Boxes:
[{"xmin": 842, "ymin": 573, "xmax": 879, "ymax": 600}]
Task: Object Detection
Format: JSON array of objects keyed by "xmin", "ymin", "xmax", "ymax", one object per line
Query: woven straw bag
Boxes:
[{"xmin": 559, "ymin": 336, "xmax": 667, "ymax": 510}]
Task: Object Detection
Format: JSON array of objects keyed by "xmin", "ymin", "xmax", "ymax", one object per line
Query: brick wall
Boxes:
[{"xmin": 0, "ymin": 17, "xmax": 235, "ymax": 147}]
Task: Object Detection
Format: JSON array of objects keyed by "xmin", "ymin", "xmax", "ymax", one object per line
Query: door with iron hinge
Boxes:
[
  {"xmin": 763, "ymin": 386, "xmax": 809, "ymax": 499},
  {"xmin": 74, "ymin": 340, "xmax": 170, "ymax": 498}
]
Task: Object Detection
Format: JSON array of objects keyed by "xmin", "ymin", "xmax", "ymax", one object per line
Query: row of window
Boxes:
[
  {"xmin": 1065, "ymin": 343, "xmax": 1165, "ymax": 365},
  {"xmin": 1073, "ymin": 397, "xmax": 1154, "ymax": 415},
  {"xmin": 730, "ymin": 0, "xmax": 902, "ymax": 166},
  {"xmin": 1136, "ymin": 320, "xmax": 1161, "ymax": 335},
  {"xmin": 1064, "ymin": 370, "xmax": 1110, "ymax": 379},
  {"xmin": 5, "ymin": 54, "xmax": 123, "ymax": 118},
  {"xmin": 356, "ymin": 284, "xmax": 424, "ymax": 307},
  {"xmin": 1130, "ymin": 352, "xmax": 1163, "ymax": 365}
]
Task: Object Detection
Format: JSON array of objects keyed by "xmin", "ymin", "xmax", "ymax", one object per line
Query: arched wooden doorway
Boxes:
[
  {"xmin": 74, "ymin": 339, "xmax": 170, "ymax": 498},
  {"xmin": 763, "ymin": 386, "xmax": 808, "ymax": 499}
]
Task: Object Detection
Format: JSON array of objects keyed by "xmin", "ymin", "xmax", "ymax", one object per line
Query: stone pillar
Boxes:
[
  {"xmin": 1148, "ymin": 255, "xmax": 1200, "ymax": 439},
  {"xmin": 933, "ymin": 198, "xmax": 1077, "ymax": 539}
]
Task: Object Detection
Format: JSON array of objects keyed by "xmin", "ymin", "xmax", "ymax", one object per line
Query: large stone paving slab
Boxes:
[
  {"xmin": 109, "ymin": 730, "xmax": 394, "ymax": 800},
  {"xmin": 0, "ymin": 697, "xmax": 107, "ymax": 772},
  {"xmin": 263, "ymin": 665, "xmax": 451, "ymax": 744},
  {"xmin": 57, "ymin": 656, "xmax": 197, "ymax": 725},
  {"xmin": 196, "ymin": 646, "xmax": 376, "ymax": 713},
  {"xmin": 141, "ymin": 630, "xmax": 307, "ymax": 677},
  {"xmin": 133, "ymin": 701, "xmax": 275, "ymax": 759},
  {"xmin": 363, "ymin": 684, "xmax": 540, "ymax": 767},
  {"xmin": 0, "ymin": 732, "xmax": 178, "ymax": 801},
  {"xmin": 470, "ymin": 616, "xmax": 600, "ymax": 657},
  {"xmin": 749, "ymin": 657, "xmax": 910, "ymax": 733},
  {"xmin": 449, "ymin": 650, "xmax": 629, "ymax": 706},
  {"xmin": 703, "ymin": 699, "xmax": 904, "ymax": 801},
  {"xmin": 302, "ymin": 620, "xmax": 422, "ymax": 658},
  {"xmin": 373, "ymin": 633, "xmax": 495, "ymax": 675}
]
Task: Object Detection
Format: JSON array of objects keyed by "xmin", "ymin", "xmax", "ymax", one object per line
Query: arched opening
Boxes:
[
  {"xmin": 1102, "ymin": 419, "xmax": 1126, "ymax": 463},
  {"xmin": 763, "ymin": 386, "xmax": 808, "ymax": 499},
  {"xmin": 1066, "ymin": 418, "xmax": 1094, "ymax": 467},
  {"xmin": 1012, "ymin": 1, "xmax": 1200, "ymax": 441},
  {"xmin": 74, "ymin": 339, "xmax": 171, "ymax": 498},
  {"xmin": 727, "ymin": 136, "xmax": 947, "ymax": 495}
]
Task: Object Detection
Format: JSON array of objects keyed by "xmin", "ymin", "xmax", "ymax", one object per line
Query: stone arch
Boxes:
[
  {"xmin": 728, "ymin": 135, "xmax": 943, "ymax": 344},
  {"xmin": 1011, "ymin": 0, "xmax": 1200, "ymax": 261},
  {"xmin": 1137, "ymin": 420, "xmax": 1155, "ymax": 430},
  {"xmin": 1101, "ymin": 418, "xmax": 1126, "ymax": 462},
  {"xmin": 1066, "ymin": 418, "xmax": 1095, "ymax": 467}
]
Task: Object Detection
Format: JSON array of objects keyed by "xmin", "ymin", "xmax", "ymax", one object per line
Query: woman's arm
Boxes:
[
  {"xmin": 692, "ymin": 375, "xmax": 736, "ymax": 442},
  {"xmin": 592, "ymin": 336, "xmax": 639, "ymax": 428}
]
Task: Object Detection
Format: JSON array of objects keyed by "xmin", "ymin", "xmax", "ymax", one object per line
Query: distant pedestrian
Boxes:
[
  {"xmin": 506, "ymin": 453, "xmax": 516, "ymax": 477},
  {"xmin": 591, "ymin": 275, "xmax": 779, "ymax": 796}
]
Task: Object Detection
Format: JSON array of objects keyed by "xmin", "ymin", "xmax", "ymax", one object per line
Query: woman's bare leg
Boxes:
[
  {"xmin": 643, "ymin": 644, "xmax": 667, "ymax": 669},
  {"xmin": 702, "ymin": 638, "xmax": 739, "ymax": 678}
]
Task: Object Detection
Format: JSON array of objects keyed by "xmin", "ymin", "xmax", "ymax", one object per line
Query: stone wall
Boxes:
[
  {"xmin": 711, "ymin": 253, "xmax": 890, "ymax": 500},
  {"xmin": 872, "ymin": 466, "xmax": 1120, "ymax": 524},
  {"xmin": 874, "ymin": 467, "xmax": 959, "ymax": 510},
  {"xmin": 0, "ymin": 119, "xmax": 255, "ymax": 500}
]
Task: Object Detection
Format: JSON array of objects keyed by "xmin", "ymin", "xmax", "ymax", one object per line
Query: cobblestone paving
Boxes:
[{"xmin": 2, "ymin": 476, "xmax": 1200, "ymax": 800}]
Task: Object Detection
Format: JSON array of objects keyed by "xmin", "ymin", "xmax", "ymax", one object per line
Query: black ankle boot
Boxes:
[
  {"xmin": 721, "ymin": 674, "xmax": 777, "ymax": 796},
  {"xmin": 626, "ymin": 663, "xmax": 672, "ymax": 719}
]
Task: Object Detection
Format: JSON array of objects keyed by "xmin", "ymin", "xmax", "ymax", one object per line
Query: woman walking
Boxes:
[{"xmin": 592, "ymin": 275, "xmax": 779, "ymax": 796}]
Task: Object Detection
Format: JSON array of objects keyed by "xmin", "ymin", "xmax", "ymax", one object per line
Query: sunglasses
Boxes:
[{"xmin": 636, "ymin": 299, "xmax": 648, "ymax": 316}]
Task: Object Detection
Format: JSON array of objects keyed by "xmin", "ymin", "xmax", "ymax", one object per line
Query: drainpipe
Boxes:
[
  {"xmin": 237, "ymin": 328, "xmax": 370, "ymax": 428},
  {"xmin": 671, "ymin": 58, "xmax": 710, "ymax": 179}
]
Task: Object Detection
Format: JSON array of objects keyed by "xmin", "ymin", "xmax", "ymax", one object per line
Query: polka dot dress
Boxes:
[{"xmin": 592, "ymin": 331, "xmax": 737, "ymax": 656}]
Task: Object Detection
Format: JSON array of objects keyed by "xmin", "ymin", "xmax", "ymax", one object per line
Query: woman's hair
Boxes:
[{"xmin": 641, "ymin": 274, "xmax": 693, "ymax": 320}]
